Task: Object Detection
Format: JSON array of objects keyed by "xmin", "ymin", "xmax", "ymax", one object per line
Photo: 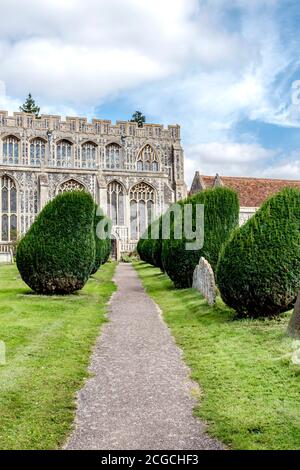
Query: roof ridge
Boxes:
[{"xmin": 201, "ymin": 175, "xmax": 300, "ymax": 183}]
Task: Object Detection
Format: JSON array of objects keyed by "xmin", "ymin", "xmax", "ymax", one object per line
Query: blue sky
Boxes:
[{"xmin": 1, "ymin": 0, "xmax": 300, "ymax": 185}]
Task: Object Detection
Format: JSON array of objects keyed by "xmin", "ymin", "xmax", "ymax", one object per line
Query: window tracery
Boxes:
[
  {"xmin": 79, "ymin": 142, "xmax": 97, "ymax": 168},
  {"xmin": 107, "ymin": 181, "xmax": 125, "ymax": 226},
  {"xmin": 58, "ymin": 179, "xmax": 85, "ymax": 193},
  {"xmin": 106, "ymin": 143, "xmax": 122, "ymax": 169},
  {"xmin": 2, "ymin": 136, "xmax": 19, "ymax": 164},
  {"xmin": 130, "ymin": 182, "xmax": 154, "ymax": 240},
  {"xmin": 56, "ymin": 140, "xmax": 72, "ymax": 167},
  {"xmin": 0, "ymin": 175, "xmax": 17, "ymax": 241},
  {"xmin": 30, "ymin": 138, "xmax": 46, "ymax": 166},
  {"xmin": 136, "ymin": 144, "xmax": 159, "ymax": 172}
]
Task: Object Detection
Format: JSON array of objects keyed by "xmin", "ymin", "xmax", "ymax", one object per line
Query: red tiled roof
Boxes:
[{"xmin": 200, "ymin": 175, "xmax": 300, "ymax": 207}]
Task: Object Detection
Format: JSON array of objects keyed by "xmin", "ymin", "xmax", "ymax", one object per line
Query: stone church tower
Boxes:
[{"xmin": 0, "ymin": 111, "xmax": 186, "ymax": 257}]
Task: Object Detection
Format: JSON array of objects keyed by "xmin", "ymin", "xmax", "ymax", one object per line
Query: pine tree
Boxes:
[
  {"xmin": 19, "ymin": 93, "xmax": 40, "ymax": 117},
  {"xmin": 130, "ymin": 111, "xmax": 146, "ymax": 128}
]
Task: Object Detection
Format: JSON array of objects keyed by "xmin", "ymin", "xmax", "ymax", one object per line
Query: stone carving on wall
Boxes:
[
  {"xmin": 192, "ymin": 257, "xmax": 216, "ymax": 306},
  {"xmin": 39, "ymin": 173, "xmax": 49, "ymax": 185},
  {"xmin": 164, "ymin": 182, "xmax": 174, "ymax": 205},
  {"xmin": 58, "ymin": 179, "xmax": 85, "ymax": 193},
  {"xmin": 47, "ymin": 173, "xmax": 96, "ymax": 199}
]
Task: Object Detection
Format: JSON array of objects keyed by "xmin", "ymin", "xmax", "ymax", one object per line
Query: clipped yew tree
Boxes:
[
  {"xmin": 152, "ymin": 215, "xmax": 164, "ymax": 271},
  {"xmin": 216, "ymin": 188, "xmax": 300, "ymax": 317},
  {"xmin": 137, "ymin": 238, "xmax": 144, "ymax": 260},
  {"xmin": 16, "ymin": 191, "xmax": 95, "ymax": 294},
  {"xmin": 162, "ymin": 187, "xmax": 239, "ymax": 288},
  {"xmin": 101, "ymin": 236, "xmax": 112, "ymax": 265},
  {"xmin": 137, "ymin": 225, "xmax": 154, "ymax": 265},
  {"xmin": 91, "ymin": 204, "xmax": 112, "ymax": 275}
]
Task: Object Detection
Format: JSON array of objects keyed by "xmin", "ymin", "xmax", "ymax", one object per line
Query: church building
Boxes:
[{"xmin": 0, "ymin": 111, "xmax": 186, "ymax": 260}]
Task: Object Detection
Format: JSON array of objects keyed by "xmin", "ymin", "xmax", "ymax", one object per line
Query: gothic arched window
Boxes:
[
  {"xmin": 58, "ymin": 179, "xmax": 85, "ymax": 193},
  {"xmin": 137, "ymin": 144, "xmax": 159, "ymax": 172},
  {"xmin": 107, "ymin": 181, "xmax": 125, "ymax": 226},
  {"xmin": 81, "ymin": 142, "xmax": 97, "ymax": 168},
  {"xmin": 56, "ymin": 140, "xmax": 72, "ymax": 167},
  {"xmin": 130, "ymin": 182, "xmax": 154, "ymax": 240},
  {"xmin": 106, "ymin": 143, "xmax": 122, "ymax": 169},
  {"xmin": 0, "ymin": 175, "xmax": 17, "ymax": 241},
  {"xmin": 2, "ymin": 136, "xmax": 19, "ymax": 165},
  {"xmin": 30, "ymin": 138, "xmax": 46, "ymax": 166}
]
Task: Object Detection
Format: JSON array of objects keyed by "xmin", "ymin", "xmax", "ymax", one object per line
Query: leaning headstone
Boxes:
[
  {"xmin": 192, "ymin": 257, "xmax": 216, "ymax": 306},
  {"xmin": 287, "ymin": 292, "xmax": 300, "ymax": 339}
]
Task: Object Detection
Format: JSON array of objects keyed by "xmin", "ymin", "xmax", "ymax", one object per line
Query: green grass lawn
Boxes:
[
  {"xmin": 134, "ymin": 261, "xmax": 300, "ymax": 450},
  {"xmin": 0, "ymin": 262, "xmax": 116, "ymax": 450}
]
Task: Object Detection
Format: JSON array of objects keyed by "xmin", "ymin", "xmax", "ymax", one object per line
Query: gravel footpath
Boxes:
[{"xmin": 65, "ymin": 263, "xmax": 223, "ymax": 450}]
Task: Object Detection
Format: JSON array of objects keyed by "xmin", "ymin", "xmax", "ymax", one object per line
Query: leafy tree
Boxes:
[
  {"xmin": 19, "ymin": 93, "xmax": 40, "ymax": 117},
  {"xmin": 130, "ymin": 111, "xmax": 146, "ymax": 128}
]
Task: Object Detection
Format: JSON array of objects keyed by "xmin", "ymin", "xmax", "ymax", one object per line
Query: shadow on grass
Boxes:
[
  {"xmin": 16, "ymin": 290, "xmax": 90, "ymax": 300},
  {"xmin": 136, "ymin": 262, "xmax": 293, "ymax": 325},
  {"xmin": 135, "ymin": 261, "xmax": 235, "ymax": 320}
]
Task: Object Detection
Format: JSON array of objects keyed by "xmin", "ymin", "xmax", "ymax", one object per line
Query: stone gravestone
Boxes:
[
  {"xmin": 192, "ymin": 257, "xmax": 216, "ymax": 306},
  {"xmin": 287, "ymin": 291, "xmax": 300, "ymax": 339}
]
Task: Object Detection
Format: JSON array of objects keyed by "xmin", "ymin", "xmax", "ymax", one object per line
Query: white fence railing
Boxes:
[
  {"xmin": 0, "ymin": 243, "xmax": 13, "ymax": 253},
  {"xmin": 120, "ymin": 242, "xmax": 137, "ymax": 253}
]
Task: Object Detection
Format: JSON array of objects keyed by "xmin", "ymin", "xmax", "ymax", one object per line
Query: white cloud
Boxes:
[
  {"xmin": 0, "ymin": 0, "xmax": 278, "ymax": 110},
  {"xmin": 0, "ymin": 0, "xmax": 200, "ymax": 106},
  {"xmin": 1, "ymin": 39, "xmax": 169, "ymax": 104},
  {"xmin": 184, "ymin": 141, "xmax": 278, "ymax": 183},
  {"xmin": 259, "ymin": 150, "xmax": 300, "ymax": 179},
  {"xmin": 0, "ymin": 0, "xmax": 299, "ymax": 185},
  {"xmin": 0, "ymin": 81, "xmax": 21, "ymax": 113},
  {"xmin": 188, "ymin": 142, "xmax": 276, "ymax": 165},
  {"xmin": 0, "ymin": 79, "xmax": 83, "ymax": 118},
  {"xmin": 185, "ymin": 141, "xmax": 300, "ymax": 186}
]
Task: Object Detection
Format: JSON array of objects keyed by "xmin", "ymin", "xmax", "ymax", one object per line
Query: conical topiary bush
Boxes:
[
  {"xmin": 16, "ymin": 191, "xmax": 95, "ymax": 294},
  {"xmin": 216, "ymin": 188, "xmax": 300, "ymax": 317},
  {"xmin": 137, "ymin": 238, "xmax": 144, "ymax": 260}
]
